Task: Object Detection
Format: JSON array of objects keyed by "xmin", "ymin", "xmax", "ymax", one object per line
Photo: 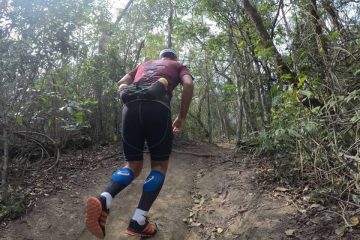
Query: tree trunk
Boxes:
[
  {"xmin": 306, "ymin": 0, "xmax": 339, "ymax": 90},
  {"xmin": 235, "ymin": 72, "xmax": 243, "ymax": 146},
  {"xmin": 240, "ymin": 0, "xmax": 298, "ymax": 85},
  {"xmin": 94, "ymin": 82, "xmax": 104, "ymax": 141},
  {"xmin": 322, "ymin": 0, "xmax": 343, "ymax": 32},
  {"xmin": 167, "ymin": 0, "xmax": 174, "ymax": 48},
  {"xmin": 94, "ymin": 31, "xmax": 107, "ymax": 141},
  {"xmin": 206, "ymin": 76, "xmax": 212, "ymax": 143},
  {"xmin": 195, "ymin": 93, "xmax": 210, "ymax": 138},
  {"xmin": 114, "ymin": 0, "xmax": 135, "ymax": 25},
  {"xmin": 51, "ymin": 76, "xmax": 59, "ymax": 145},
  {"xmin": 281, "ymin": 3, "xmax": 299, "ymax": 72},
  {"xmin": 223, "ymin": 104, "xmax": 233, "ymax": 142},
  {"xmin": 242, "ymin": 96, "xmax": 253, "ymax": 134},
  {"xmin": 1, "ymin": 124, "xmax": 9, "ymax": 205},
  {"xmin": 307, "ymin": 0, "xmax": 328, "ymax": 54},
  {"xmin": 134, "ymin": 39, "xmax": 145, "ymax": 64},
  {"xmin": 255, "ymin": 61, "xmax": 269, "ymax": 125},
  {"xmin": 245, "ymin": 78, "xmax": 258, "ymax": 131},
  {"xmin": 213, "ymin": 88, "xmax": 229, "ymax": 141}
]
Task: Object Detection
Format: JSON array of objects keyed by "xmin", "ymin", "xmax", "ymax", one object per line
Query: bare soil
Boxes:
[{"xmin": 1, "ymin": 142, "xmax": 359, "ymax": 240}]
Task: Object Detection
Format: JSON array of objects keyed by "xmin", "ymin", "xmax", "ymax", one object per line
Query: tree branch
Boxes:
[{"xmin": 114, "ymin": 0, "xmax": 135, "ymax": 25}]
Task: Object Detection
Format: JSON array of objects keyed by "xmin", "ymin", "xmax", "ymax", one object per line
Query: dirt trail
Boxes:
[{"xmin": 1, "ymin": 143, "xmax": 358, "ymax": 240}]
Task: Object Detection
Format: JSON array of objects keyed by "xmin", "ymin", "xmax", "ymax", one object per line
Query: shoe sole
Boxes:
[
  {"xmin": 124, "ymin": 229, "xmax": 157, "ymax": 238},
  {"xmin": 85, "ymin": 197, "xmax": 105, "ymax": 239}
]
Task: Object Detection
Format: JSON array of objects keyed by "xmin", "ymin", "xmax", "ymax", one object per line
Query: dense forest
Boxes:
[{"xmin": 0, "ymin": 0, "xmax": 359, "ymax": 225}]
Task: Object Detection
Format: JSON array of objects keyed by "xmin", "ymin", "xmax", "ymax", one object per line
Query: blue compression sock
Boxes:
[{"xmin": 137, "ymin": 170, "xmax": 165, "ymax": 211}]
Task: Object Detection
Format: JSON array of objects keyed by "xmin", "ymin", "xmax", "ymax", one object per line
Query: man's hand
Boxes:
[
  {"xmin": 172, "ymin": 116, "xmax": 184, "ymax": 134},
  {"xmin": 118, "ymin": 84, "xmax": 128, "ymax": 92}
]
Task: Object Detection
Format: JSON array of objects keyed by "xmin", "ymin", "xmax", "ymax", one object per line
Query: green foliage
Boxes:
[
  {"xmin": 142, "ymin": 34, "xmax": 165, "ymax": 59},
  {"xmin": 59, "ymin": 99, "xmax": 94, "ymax": 130},
  {"xmin": 255, "ymin": 46, "xmax": 274, "ymax": 60},
  {"xmin": 255, "ymin": 89, "xmax": 308, "ymax": 154},
  {"xmin": 0, "ymin": 191, "xmax": 25, "ymax": 221},
  {"xmin": 254, "ymin": 85, "xmax": 360, "ymax": 202}
]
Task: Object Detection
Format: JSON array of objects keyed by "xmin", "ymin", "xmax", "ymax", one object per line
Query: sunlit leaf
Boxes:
[
  {"xmin": 349, "ymin": 216, "xmax": 359, "ymax": 226},
  {"xmin": 285, "ymin": 229, "xmax": 295, "ymax": 236}
]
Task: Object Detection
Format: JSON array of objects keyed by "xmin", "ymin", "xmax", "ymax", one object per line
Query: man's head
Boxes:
[{"xmin": 159, "ymin": 48, "xmax": 178, "ymax": 60}]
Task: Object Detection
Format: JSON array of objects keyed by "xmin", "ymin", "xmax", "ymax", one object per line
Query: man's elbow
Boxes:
[
  {"xmin": 118, "ymin": 74, "xmax": 133, "ymax": 85},
  {"xmin": 183, "ymin": 81, "xmax": 194, "ymax": 94},
  {"xmin": 182, "ymin": 75, "xmax": 194, "ymax": 90}
]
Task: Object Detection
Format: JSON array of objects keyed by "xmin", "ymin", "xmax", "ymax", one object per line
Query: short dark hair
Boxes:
[{"xmin": 159, "ymin": 48, "xmax": 178, "ymax": 60}]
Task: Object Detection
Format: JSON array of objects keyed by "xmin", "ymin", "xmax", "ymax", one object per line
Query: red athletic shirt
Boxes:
[{"xmin": 128, "ymin": 59, "xmax": 192, "ymax": 93}]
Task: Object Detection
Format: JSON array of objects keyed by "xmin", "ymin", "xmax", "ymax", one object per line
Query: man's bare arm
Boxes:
[
  {"xmin": 172, "ymin": 74, "xmax": 194, "ymax": 133},
  {"xmin": 179, "ymin": 75, "xmax": 194, "ymax": 120}
]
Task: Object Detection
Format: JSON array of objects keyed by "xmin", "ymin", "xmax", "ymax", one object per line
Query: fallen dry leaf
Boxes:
[
  {"xmin": 298, "ymin": 209, "xmax": 307, "ymax": 214},
  {"xmin": 275, "ymin": 187, "xmax": 289, "ymax": 192},
  {"xmin": 285, "ymin": 229, "xmax": 296, "ymax": 236},
  {"xmin": 335, "ymin": 225, "xmax": 346, "ymax": 236},
  {"xmin": 199, "ymin": 196, "xmax": 205, "ymax": 206},
  {"xmin": 302, "ymin": 195, "xmax": 311, "ymax": 202},
  {"xmin": 190, "ymin": 222, "xmax": 202, "ymax": 227},
  {"xmin": 273, "ymin": 192, "xmax": 285, "ymax": 197},
  {"xmin": 349, "ymin": 216, "xmax": 359, "ymax": 226},
  {"xmin": 309, "ymin": 204, "xmax": 321, "ymax": 209}
]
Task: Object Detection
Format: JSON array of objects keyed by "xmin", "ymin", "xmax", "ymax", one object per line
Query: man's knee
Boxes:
[
  {"xmin": 151, "ymin": 160, "xmax": 168, "ymax": 175},
  {"xmin": 125, "ymin": 161, "xmax": 143, "ymax": 177}
]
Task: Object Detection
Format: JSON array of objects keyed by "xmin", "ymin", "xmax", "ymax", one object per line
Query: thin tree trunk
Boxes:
[
  {"xmin": 258, "ymin": 80, "xmax": 269, "ymax": 124},
  {"xmin": 95, "ymin": 84, "xmax": 104, "ymax": 141},
  {"xmin": 245, "ymin": 78, "xmax": 258, "ymax": 131},
  {"xmin": 114, "ymin": 0, "xmax": 135, "ymax": 25},
  {"xmin": 223, "ymin": 105, "xmax": 232, "ymax": 142},
  {"xmin": 255, "ymin": 61, "xmax": 269, "ymax": 125},
  {"xmin": 235, "ymin": 73, "xmax": 243, "ymax": 146},
  {"xmin": 281, "ymin": 3, "xmax": 299, "ymax": 72},
  {"xmin": 93, "ymin": 31, "xmax": 107, "ymax": 141},
  {"xmin": 206, "ymin": 76, "xmax": 212, "ymax": 143},
  {"xmin": 213, "ymin": 88, "xmax": 228, "ymax": 141},
  {"xmin": 242, "ymin": 96, "xmax": 253, "ymax": 134},
  {"xmin": 195, "ymin": 93, "xmax": 210, "ymax": 138},
  {"xmin": 322, "ymin": 0, "xmax": 344, "ymax": 33},
  {"xmin": 2, "ymin": 124, "xmax": 9, "ymax": 205},
  {"xmin": 134, "ymin": 39, "xmax": 145, "ymax": 64},
  {"xmin": 308, "ymin": 0, "xmax": 328, "ymax": 54},
  {"xmin": 167, "ymin": 0, "xmax": 174, "ymax": 48},
  {"xmin": 51, "ymin": 76, "xmax": 59, "ymax": 145},
  {"xmin": 306, "ymin": 0, "xmax": 339, "ymax": 90}
]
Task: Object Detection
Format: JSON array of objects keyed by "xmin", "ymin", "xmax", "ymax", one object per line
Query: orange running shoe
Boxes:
[
  {"xmin": 125, "ymin": 218, "xmax": 158, "ymax": 238},
  {"xmin": 85, "ymin": 197, "xmax": 109, "ymax": 239}
]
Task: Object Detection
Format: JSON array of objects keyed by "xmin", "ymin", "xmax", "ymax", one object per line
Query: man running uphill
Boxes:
[{"xmin": 85, "ymin": 48, "xmax": 194, "ymax": 238}]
